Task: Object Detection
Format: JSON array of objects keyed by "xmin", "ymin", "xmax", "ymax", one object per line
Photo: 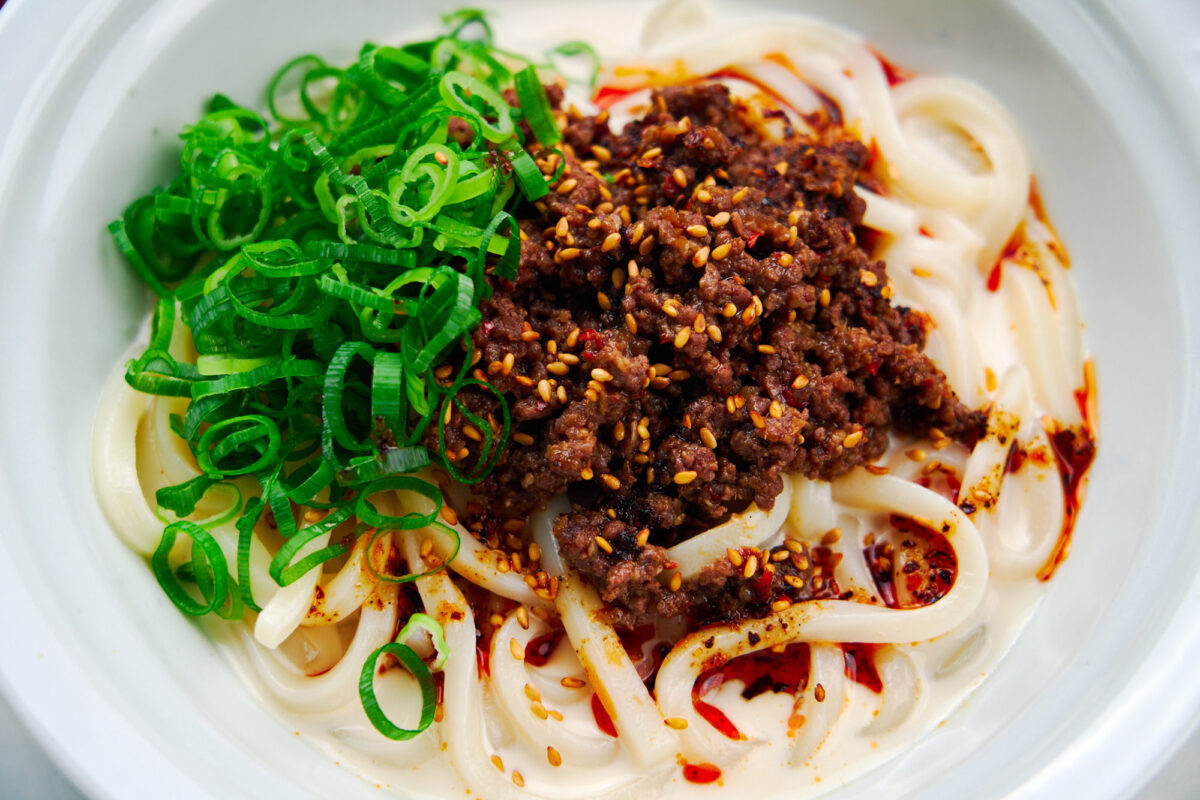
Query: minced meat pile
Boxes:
[{"xmin": 434, "ymin": 83, "xmax": 983, "ymax": 626}]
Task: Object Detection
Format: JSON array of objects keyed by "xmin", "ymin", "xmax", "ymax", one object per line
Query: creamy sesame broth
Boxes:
[{"xmin": 93, "ymin": 1, "xmax": 1095, "ymax": 798}]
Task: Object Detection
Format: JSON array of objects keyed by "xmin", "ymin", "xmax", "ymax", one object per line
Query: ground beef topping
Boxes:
[{"xmin": 433, "ymin": 83, "xmax": 983, "ymax": 626}]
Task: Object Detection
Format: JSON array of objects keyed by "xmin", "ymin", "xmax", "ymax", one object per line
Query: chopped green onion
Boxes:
[
  {"xmin": 359, "ymin": 642, "xmax": 437, "ymax": 740},
  {"xmin": 396, "ymin": 613, "xmax": 450, "ymax": 670}
]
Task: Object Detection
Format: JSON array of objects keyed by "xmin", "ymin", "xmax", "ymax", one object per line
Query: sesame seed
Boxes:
[
  {"xmin": 757, "ymin": 344, "xmax": 777, "ymax": 354},
  {"xmin": 581, "ymin": 466, "xmax": 594, "ymax": 480},
  {"xmin": 668, "ymin": 571, "xmax": 683, "ymax": 591},
  {"xmin": 665, "ymin": 717, "xmax": 689, "ymax": 730},
  {"xmin": 492, "ymin": 755, "xmax": 505, "ymax": 772},
  {"xmin": 696, "ymin": 189, "xmax": 713, "ymax": 203},
  {"xmin": 601, "ymin": 232, "xmax": 621, "ymax": 252},
  {"xmin": 601, "ymin": 473, "xmax": 621, "ymax": 490},
  {"xmin": 750, "ymin": 411, "xmax": 766, "ymax": 429},
  {"xmin": 510, "ymin": 638, "xmax": 525, "ymax": 660},
  {"xmin": 778, "ymin": 253, "xmax": 794, "ymax": 267},
  {"xmin": 513, "ymin": 432, "xmax": 534, "ymax": 446},
  {"xmin": 743, "ymin": 555, "xmax": 759, "ymax": 578},
  {"xmin": 558, "ymin": 352, "xmax": 580, "ymax": 365},
  {"xmin": 673, "ymin": 470, "xmax": 698, "ymax": 485},
  {"xmin": 708, "ymin": 211, "xmax": 731, "ymax": 227},
  {"xmin": 722, "ymin": 302, "xmax": 738, "ymax": 317},
  {"xmin": 784, "ymin": 574, "xmax": 805, "ymax": 589},
  {"xmin": 814, "ymin": 684, "xmax": 826, "ymax": 702},
  {"xmin": 792, "ymin": 374, "xmax": 810, "ymax": 390},
  {"xmin": 625, "ymin": 313, "xmax": 638, "ymax": 334},
  {"xmin": 591, "ymin": 368, "xmax": 614, "ymax": 382},
  {"xmin": 596, "ymin": 291, "xmax": 611, "ymax": 311},
  {"xmin": 912, "ymin": 266, "xmax": 933, "ymax": 278},
  {"xmin": 699, "ymin": 427, "xmax": 718, "ymax": 448},
  {"xmin": 771, "ymin": 550, "xmax": 790, "ymax": 562},
  {"xmin": 641, "ymin": 147, "xmax": 662, "ymax": 160},
  {"xmin": 638, "ymin": 236, "xmax": 655, "ymax": 255},
  {"xmin": 820, "ymin": 288, "xmax": 831, "ymax": 307},
  {"xmin": 636, "ymin": 528, "xmax": 651, "ymax": 546},
  {"xmin": 772, "ymin": 598, "xmax": 792, "ymax": 612},
  {"xmin": 530, "ymin": 702, "xmax": 548, "ymax": 721},
  {"xmin": 556, "ymin": 178, "xmax": 578, "ymax": 195},
  {"xmin": 561, "ymin": 676, "xmax": 586, "ymax": 689},
  {"xmin": 711, "ymin": 241, "xmax": 733, "ymax": 261},
  {"xmin": 547, "ymin": 361, "xmax": 569, "ymax": 376},
  {"xmin": 629, "ymin": 221, "xmax": 644, "ymax": 245},
  {"xmin": 859, "ymin": 269, "xmax": 878, "ymax": 287},
  {"xmin": 662, "ymin": 299, "xmax": 680, "ymax": 317},
  {"xmin": 669, "ymin": 369, "xmax": 691, "ymax": 382},
  {"xmin": 525, "ymin": 683, "xmax": 541, "ymax": 702},
  {"xmin": 559, "ymin": 247, "xmax": 581, "ymax": 261},
  {"xmin": 686, "ymin": 224, "xmax": 709, "ymax": 238},
  {"xmin": 742, "ymin": 306, "xmax": 755, "ymax": 324},
  {"xmin": 512, "ymin": 771, "xmax": 525, "ymax": 787},
  {"xmin": 769, "ymin": 401, "xmax": 783, "ymax": 419},
  {"xmin": 594, "ymin": 535, "xmax": 613, "ymax": 554},
  {"xmin": 844, "ymin": 430, "xmax": 863, "ymax": 448},
  {"xmin": 727, "ymin": 548, "xmax": 744, "ymax": 567},
  {"xmin": 537, "ymin": 379, "xmax": 552, "ymax": 403},
  {"xmin": 692, "ymin": 246, "xmax": 709, "ymax": 268},
  {"xmin": 693, "ymin": 315, "xmax": 706, "ymax": 334},
  {"xmin": 822, "ymin": 527, "xmax": 842, "ymax": 545},
  {"xmin": 547, "ymin": 747, "xmax": 562, "ymax": 767},
  {"xmin": 784, "ymin": 538, "xmax": 804, "ymax": 554},
  {"xmin": 555, "ymin": 217, "xmax": 569, "ymax": 238},
  {"xmin": 584, "ymin": 389, "xmax": 599, "ymax": 402},
  {"xmin": 592, "ymin": 144, "xmax": 612, "ymax": 162},
  {"xmin": 674, "ymin": 327, "xmax": 691, "ymax": 348},
  {"xmin": 726, "ymin": 396, "xmax": 737, "ymax": 414},
  {"xmin": 732, "ymin": 187, "xmax": 749, "ymax": 204},
  {"xmin": 501, "ymin": 353, "xmax": 515, "ymax": 375},
  {"xmin": 907, "ymin": 448, "xmax": 927, "ymax": 461},
  {"xmin": 672, "ymin": 167, "xmax": 688, "ymax": 188}
]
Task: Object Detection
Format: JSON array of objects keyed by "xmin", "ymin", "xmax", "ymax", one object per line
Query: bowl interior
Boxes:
[{"xmin": 1, "ymin": 1, "xmax": 1198, "ymax": 798}]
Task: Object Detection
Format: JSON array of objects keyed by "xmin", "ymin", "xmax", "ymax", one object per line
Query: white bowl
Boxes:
[{"xmin": 2, "ymin": 0, "xmax": 1199, "ymax": 797}]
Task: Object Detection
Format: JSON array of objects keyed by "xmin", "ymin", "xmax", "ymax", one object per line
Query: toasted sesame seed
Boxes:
[
  {"xmin": 546, "ymin": 361, "xmax": 569, "ymax": 376},
  {"xmin": 625, "ymin": 313, "xmax": 638, "ymax": 334},
  {"xmin": 555, "ymin": 217, "xmax": 569, "ymax": 239},
  {"xmin": 525, "ymin": 683, "xmax": 541, "ymax": 702},
  {"xmin": 545, "ymin": 746, "xmax": 563, "ymax": 767},
  {"xmin": 559, "ymin": 247, "xmax": 582, "ymax": 262},
  {"xmin": 557, "ymin": 352, "xmax": 579, "ymax": 366},
  {"xmin": 665, "ymin": 717, "xmax": 689, "ymax": 730},
  {"xmin": 594, "ymin": 535, "xmax": 613, "ymax": 554},
  {"xmin": 743, "ymin": 555, "xmax": 759, "ymax": 578},
  {"xmin": 686, "ymin": 224, "xmax": 709, "ymax": 238},
  {"xmin": 696, "ymin": 189, "xmax": 713, "ymax": 203},
  {"xmin": 692, "ymin": 315, "xmax": 706, "ymax": 334},
  {"xmin": 699, "ymin": 427, "xmax": 718, "ymax": 448},
  {"xmin": 596, "ymin": 291, "xmax": 611, "ymax": 311},
  {"xmin": 721, "ymin": 302, "xmax": 738, "ymax": 318},
  {"xmin": 778, "ymin": 253, "xmax": 794, "ymax": 267},
  {"xmin": 674, "ymin": 327, "xmax": 691, "ymax": 348},
  {"xmin": 530, "ymin": 701, "xmax": 548, "ymax": 720},
  {"xmin": 819, "ymin": 288, "xmax": 831, "ymax": 307},
  {"xmin": 636, "ymin": 528, "xmax": 651, "ymax": 546},
  {"xmin": 556, "ymin": 178, "xmax": 578, "ymax": 195},
  {"xmin": 757, "ymin": 344, "xmax": 777, "ymax": 354},
  {"xmin": 669, "ymin": 369, "xmax": 691, "ymax": 382},
  {"xmin": 710, "ymin": 242, "xmax": 733, "ymax": 263},
  {"xmin": 742, "ymin": 306, "xmax": 756, "ymax": 324},
  {"xmin": 662, "ymin": 298, "xmax": 680, "ymax": 317},
  {"xmin": 510, "ymin": 638, "xmax": 525, "ymax": 661},
  {"xmin": 859, "ymin": 269, "xmax": 878, "ymax": 287},
  {"xmin": 501, "ymin": 353, "xmax": 515, "ymax": 375},
  {"xmin": 822, "ymin": 527, "xmax": 842, "ymax": 545},
  {"xmin": 750, "ymin": 410, "xmax": 766, "ymax": 429},
  {"xmin": 784, "ymin": 574, "xmax": 806, "ymax": 590},
  {"xmin": 843, "ymin": 429, "xmax": 863, "ymax": 448},
  {"xmin": 708, "ymin": 211, "xmax": 731, "ymax": 228},
  {"xmin": 732, "ymin": 187, "xmax": 749, "ymax": 204},
  {"xmin": 512, "ymin": 771, "xmax": 525, "ymax": 787},
  {"xmin": 784, "ymin": 538, "xmax": 804, "ymax": 554},
  {"xmin": 492, "ymin": 755, "xmax": 505, "ymax": 771},
  {"xmin": 912, "ymin": 266, "xmax": 933, "ymax": 278},
  {"xmin": 907, "ymin": 447, "xmax": 927, "ymax": 461},
  {"xmin": 771, "ymin": 550, "xmax": 790, "ymax": 562},
  {"xmin": 641, "ymin": 146, "xmax": 662, "ymax": 160},
  {"xmin": 537, "ymin": 379, "xmax": 552, "ymax": 403},
  {"xmin": 584, "ymin": 388, "xmax": 599, "ymax": 402},
  {"xmin": 638, "ymin": 236, "xmax": 655, "ymax": 255},
  {"xmin": 792, "ymin": 374, "xmax": 810, "ymax": 390},
  {"xmin": 674, "ymin": 470, "xmax": 698, "ymax": 485},
  {"xmin": 561, "ymin": 676, "xmax": 586, "ymax": 689},
  {"xmin": 592, "ymin": 144, "xmax": 612, "ymax": 162},
  {"xmin": 601, "ymin": 473, "xmax": 621, "ymax": 490},
  {"xmin": 581, "ymin": 466, "xmax": 594, "ymax": 480},
  {"xmin": 513, "ymin": 432, "xmax": 536, "ymax": 447},
  {"xmin": 692, "ymin": 246, "xmax": 709, "ymax": 268},
  {"xmin": 769, "ymin": 400, "xmax": 783, "ymax": 419},
  {"xmin": 772, "ymin": 598, "xmax": 792, "ymax": 612},
  {"xmin": 672, "ymin": 167, "xmax": 688, "ymax": 188},
  {"xmin": 668, "ymin": 571, "xmax": 683, "ymax": 591},
  {"xmin": 629, "ymin": 221, "xmax": 644, "ymax": 245},
  {"xmin": 600, "ymin": 231, "xmax": 621, "ymax": 252},
  {"xmin": 591, "ymin": 368, "xmax": 614, "ymax": 382},
  {"xmin": 727, "ymin": 548, "xmax": 744, "ymax": 567}
]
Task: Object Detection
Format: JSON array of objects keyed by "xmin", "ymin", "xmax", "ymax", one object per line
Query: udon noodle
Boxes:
[{"xmin": 93, "ymin": 8, "xmax": 1093, "ymax": 799}]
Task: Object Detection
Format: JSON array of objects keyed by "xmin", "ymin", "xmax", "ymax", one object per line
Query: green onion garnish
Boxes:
[
  {"xmin": 358, "ymin": 641, "xmax": 438, "ymax": 741},
  {"xmin": 114, "ymin": 13, "xmax": 572, "ymax": 740}
]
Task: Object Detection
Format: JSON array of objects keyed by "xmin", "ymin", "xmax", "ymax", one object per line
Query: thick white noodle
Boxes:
[
  {"xmin": 791, "ymin": 644, "xmax": 847, "ymax": 764},
  {"xmin": 654, "ymin": 471, "xmax": 987, "ymax": 763},
  {"xmin": 666, "ymin": 477, "xmax": 793, "ymax": 580}
]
